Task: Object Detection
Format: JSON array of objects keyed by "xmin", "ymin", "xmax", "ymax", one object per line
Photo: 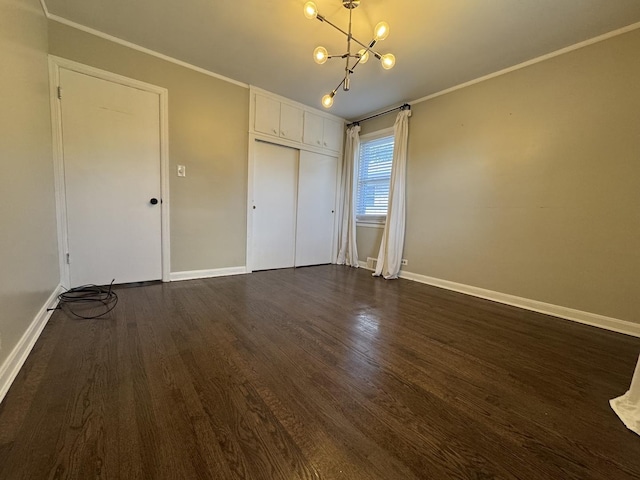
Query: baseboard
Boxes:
[
  {"xmin": 170, "ymin": 266, "xmax": 248, "ymax": 282},
  {"xmin": 357, "ymin": 262, "xmax": 640, "ymax": 338},
  {"xmin": 0, "ymin": 284, "xmax": 63, "ymax": 404},
  {"xmin": 398, "ymin": 270, "xmax": 640, "ymax": 338}
]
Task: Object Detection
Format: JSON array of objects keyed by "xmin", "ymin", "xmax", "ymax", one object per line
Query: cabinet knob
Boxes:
[
  {"xmin": 281, "ymin": 131, "xmax": 285, "ymax": 136},
  {"xmin": 317, "ymin": 140, "xmax": 321, "ymax": 145},
  {"xmin": 324, "ymin": 142, "xmax": 327, "ymax": 146},
  {"xmin": 272, "ymin": 129, "xmax": 277, "ymax": 134}
]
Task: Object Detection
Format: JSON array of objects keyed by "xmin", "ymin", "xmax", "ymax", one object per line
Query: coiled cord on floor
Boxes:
[{"xmin": 56, "ymin": 279, "xmax": 119, "ymax": 319}]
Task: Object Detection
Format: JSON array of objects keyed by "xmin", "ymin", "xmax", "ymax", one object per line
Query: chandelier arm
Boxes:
[
  {"xmin": 316, "ymin": 12, "xmax": 384, "ymax": 58},
  {"xmin": 324, "ymin": 52, "xmax": 363, "ymax": 60},
  {"xmin": 343, "ymin": 5, "xmax": 353, "ymax": 90},
  {"xmin": 331, "ymin": 77, "xmax": 345, "ymax": 98},
  {"xmin": 316, "ymin": 15, "xmax": 352, "ymax": 39},
  {"xmin": 352, "ymin": 38, "xmax": 384, "ymax": 58},
  {"xmin": 349, "ymin": 56, "xmax": 363, "ymax": 73},
  {"xmin": 349, "ymin": 35, "xmax": 375, "ymax": 52},
  {"xmin": 342, "ymin": 53, "xmax": 365, "ymax": 91}
]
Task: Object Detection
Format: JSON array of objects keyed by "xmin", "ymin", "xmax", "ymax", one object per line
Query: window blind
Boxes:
[{"xmin": 356, "ymin": 135, "xmax": 394, "ymax": 219}]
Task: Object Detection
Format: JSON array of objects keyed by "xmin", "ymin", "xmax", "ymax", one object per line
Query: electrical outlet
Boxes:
[{"xmin": 401, "ymin": 259, "xmax": 408, "ymax": 266}]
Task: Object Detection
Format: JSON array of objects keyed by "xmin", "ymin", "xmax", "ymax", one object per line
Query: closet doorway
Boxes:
[{"xmin": 249, "ymin": 140, "xmax": 338, "ymax": 271}]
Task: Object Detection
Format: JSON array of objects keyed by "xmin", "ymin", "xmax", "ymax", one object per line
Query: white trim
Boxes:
[
  {"xmin": 47, "ymin": 15, "xmax": 249, "ymax": 89},
  {"xmin": 359, "ymin": 126, "xmax": 394, "ymax": 141},
  {"xmin": 356, "ymin": 221, "xmax": 384, "ymax": 229},
  {"xmin": 48, "ymin": 59, "xmax": 70, "ymax": 287},
  {"xmin": 410, "ymin": 21, "xmax": 640, "ymax": 107},
  {"xmin": 159, "ymin": 87, "xmax": 171, "ymax": 282},
  {"xmin": 246, "ymin": 135, "xmax": 257, "ymax": 273},
  {"xmin": 357, "ymin": 262, "xmax": 640, "ymax": 338},
  {"xmin": 45, "ymin": 11, "xmax": 640, "ymax": 114},
  {"xmin": 38, "ymin": 0, "xmax": 49, "ymax": 16},
  {"xmin": 48, "ymin": 56, "xmax": 171, "ymax": 285},
  {"xmin": 0, "ymin": 285, "xmax": 63, "ymax": 404},
  {"xmin": 399, "ymin": 270, "xmax": 640, "ymax": 338},
  {"xmin": 170, "ymin": 267, "xmax": 248, "ymax": 282}
]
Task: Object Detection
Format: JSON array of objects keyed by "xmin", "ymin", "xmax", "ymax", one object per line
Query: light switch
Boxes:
[{"xmin": 177, "ymin": 165, "xmax": 186, "ymax": 177}]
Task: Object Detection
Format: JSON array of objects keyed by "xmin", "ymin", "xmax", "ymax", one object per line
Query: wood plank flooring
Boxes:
[{"xmin": 1, "ymin": 265, "xmax": 639, "ymax": 479}]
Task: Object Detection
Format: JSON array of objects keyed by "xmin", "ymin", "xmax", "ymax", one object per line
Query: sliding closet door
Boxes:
[
  {"xmin": 295, "ymin": 151, "xmax": 338, "ymax": 267},
  {"xmin": 251, "ymin": 141, "xmax": 298, "ymax": 271}
]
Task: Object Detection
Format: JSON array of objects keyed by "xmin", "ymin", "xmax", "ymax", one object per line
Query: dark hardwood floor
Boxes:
[{"xmin": 1, "ymin": 265, "xmax": 639, "ymax": 479}]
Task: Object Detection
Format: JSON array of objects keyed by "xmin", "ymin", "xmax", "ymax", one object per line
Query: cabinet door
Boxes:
[
  {"xmin": 254, "ymin": 94, "xmax": 280, "ymax": 136},
  {"xmin": 302, "ymin": 112, "xmax": 324, "ymax": 147},
  {"xmin": 280, "ymin": 104, "xmax": 303, "ymax": 142},
  {"xmin": 295, "ymin": 151, "xmax": 338, "ymax": 266},
  {"xmin": 251, "ymin": 141, "xmax": 298, "ymax": 271},
  {"xmin": 322, "ymin": 118, "xmax": 343, "ymax": 152}
]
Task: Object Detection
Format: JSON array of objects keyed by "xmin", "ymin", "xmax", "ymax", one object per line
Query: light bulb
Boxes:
[
  {"xmin": 303, "ymin": 1, "xmax": 318, "ymax": 20},
  {"xmin": 381, "ymin": 53, "xmax": 395, "ymax": 70},
  {"xmin": 358, "ymin": 49, "xmax": 369, "ymax": 64},
  {"xmin": 313, "ymin": 46, "xmax": 328, "ymax": 65},
  {"xmin": 322, "ymin": 93, "xmax": 334, "ymax": 108},
  {"xmin": 373, "ymin": 21, "xmax": 390, "ymax": 41}
]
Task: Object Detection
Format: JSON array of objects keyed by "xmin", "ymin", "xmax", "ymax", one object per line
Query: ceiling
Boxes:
[{"xmin": 44, "ymin": 0, "xmax": 640, "ymax": 120}]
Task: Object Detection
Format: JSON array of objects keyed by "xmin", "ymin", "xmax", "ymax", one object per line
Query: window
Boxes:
[{"xmin": 356, "ymin": 132, "xmax": 394, "ymax": 223}]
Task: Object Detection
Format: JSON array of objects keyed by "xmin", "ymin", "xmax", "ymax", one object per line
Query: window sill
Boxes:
[{"xmin": 356, "ymin": 221, "xmax": 385, "ymax": 229}]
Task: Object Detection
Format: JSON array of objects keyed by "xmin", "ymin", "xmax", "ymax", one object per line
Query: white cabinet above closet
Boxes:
[
  {"xmin": 250, "ymin": 87, "xmax": 345, "ymax": 155},
  {"xmin": 303, "ymin": 112, "xmax": 343, "ymax": 152},
  {"xmin": 254, "ymin": 94, "xmax": 303, "ymax": 142}
]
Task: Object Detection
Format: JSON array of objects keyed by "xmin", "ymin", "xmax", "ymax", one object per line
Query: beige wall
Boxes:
[
  {"xmin": 48, "ymin": 21, "xmax": 249, "ymax": 272},
  {"xmin": 371, "ymin": 29, "xmax": 640, "ymax": 323},
  {"xmin": 359, "ymin": 114, "xmax": 395, "ymax": 136},
  {"xmin": 0, "ymin": 0, "xmax": 59, "ymax": 367}
]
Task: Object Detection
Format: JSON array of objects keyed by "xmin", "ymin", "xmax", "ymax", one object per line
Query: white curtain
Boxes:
[
  {"xmin": 336, "ymin": 125, "xmax": 360, "ymax": 267},
  {"xmin": 374, "ymin": 108, "xmax": 411, "ymax": 279},
  {"xmin": 610, "ymin": 354, "xmax": 640, "ymax": 436}
]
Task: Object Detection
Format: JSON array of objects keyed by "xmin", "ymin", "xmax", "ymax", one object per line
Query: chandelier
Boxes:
[{"xmin": 303, "ymin": 0, "xmax": 395, "ymax": 108}]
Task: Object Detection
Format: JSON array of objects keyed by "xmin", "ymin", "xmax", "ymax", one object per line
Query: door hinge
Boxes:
[
  {"xmin": 66, "ymin": 252, "xmax": 70, "ymax": 264},
  {"xmin": 57, "ymin": 86, "xmax": 62, "ymax": 99}
]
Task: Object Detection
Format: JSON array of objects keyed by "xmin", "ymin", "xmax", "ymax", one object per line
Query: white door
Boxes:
[
  {"xmin": 251, "ymin": 141, "xmax": 298, "ymax": 271},
  {"xmin": 295, "ymin": 151, "xmax": 338, "ymax": 266},
  {"xmin": 60, "ymin": 68, "xmax": 162, "ymax": 287}
]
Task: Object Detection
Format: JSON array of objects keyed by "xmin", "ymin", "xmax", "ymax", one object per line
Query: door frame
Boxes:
[{"xmin": 48, "ymin": 56, "xmax": 171, "ymax": 287}]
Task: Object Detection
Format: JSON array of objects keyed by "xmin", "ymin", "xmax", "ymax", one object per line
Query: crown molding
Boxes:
[
  {"xmin": 410, "ymin": 21, "xmax": 640, "ymax": 107},
  {"xmin": 47, "ymin": 13, "xmax": 249, "ymax": 89},
  {"xmin": 41, "ymin": 1, "xmax": 640, "ymax": 116},
  {"xmin": 38, "ymin": 0, "xmax": 49, "ymax": 16}
]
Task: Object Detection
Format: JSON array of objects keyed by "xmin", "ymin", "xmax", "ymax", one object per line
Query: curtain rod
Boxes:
[{"xmin": 347, "ymin": 103, "xmax": 410, "ymax": 128}]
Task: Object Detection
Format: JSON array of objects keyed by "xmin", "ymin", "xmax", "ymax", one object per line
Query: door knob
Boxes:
[{"xmin": 150, "ymin": 198, "xmax": 159, "ymax": 205}]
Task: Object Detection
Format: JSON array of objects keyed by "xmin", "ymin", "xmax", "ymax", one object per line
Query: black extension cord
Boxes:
[{"xmin": 54, "ymin": 279, "xmax": 119, "ymax": 319}]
